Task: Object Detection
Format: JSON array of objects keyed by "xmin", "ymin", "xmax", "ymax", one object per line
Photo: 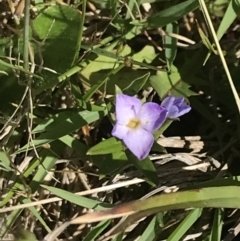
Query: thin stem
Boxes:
[
  {"xmin": 23, "ymin": 0, "xmax": 30, "ymax": 71},
  {"xmin": 73, "ymin": 0, "xmax": 87, "ymax": 64},
  {"xmin": 199, "ymin": 0, "xmax": 240, "ymax": 114}
]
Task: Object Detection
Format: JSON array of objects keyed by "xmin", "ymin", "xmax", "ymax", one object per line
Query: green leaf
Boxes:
[
  {"xmin": 217, "ymin": 0, "xmax": 240, "ymax": 41},
  {"xmin": 81, "ymin": 44, "xmax": 156, "ymax": 96},
  {"xmin": 138, "ymin": 215, "xmax": 161, "ymax": 241},
  {"xmin": 32, "ymin": 109, "xmax": 78, "ymax": 134},
  {"xmin": 123, "ymin": 72, "xmax": 150, "ymax": 95},
  {"xmin": 0, "ymin": 150, "xmax": 12, "ymax": 171},
  {"xmin": 0, "ymin": 147, "xmax": 61, "ymax": 237},
  {"xmin": 71, "ymin": 186, "xmax": 240, "ymax": 228},
  {"xmin": 83, "ymin": 220, "xmax": 111, "ymax": 241},
  {"xmin": 147, "ymin": 0, "xmax": 199, "ymax": 28},
  {"xmin": 132, "ymin": 45, "xmax": 158, "ymax": 63},
  {"xmin": 88, "ymin": 137, "xmax": 123, "ymax": 155},
  {"xmin": 151, "ymin": 141, "xmax": 166, "ymax": 153},
  {"xmin": 32, "ymin": 5, "xmax": 82, "ymax": 92},
  {"xmin": 81, "ymin": 44, "xmax": 130, "ymax": 81},
  {"xmin": 150, "ymin": 65, "xmax": 196, "ymax": 98},
  {"xmin": 41, "ymin": 185, "xmax": 112, "ymax": 210},
  {"xmin": 209, "ymin": 209, "xmax": 224, "ymax": 241},
  {"xmin": 167, "ymin": 208, "xmax": 202, "ymax": 241},
  {"xmin": 165, "ymin": 22, "xmax": 178, "ymax": 70},
  {"xmin": 90, "ymin": 151, "xmax": 128, "ymax": 176},
  {"xmin": 17, "ymin": 109, "xmax": 107, "ymax": 153},
  {"xmin": 126, "ymin": 150, "xmax": 158, "ymax": 186},
  {"xmin": 59, "ymin": 135, "xmax": 88, "ymax": 158}
]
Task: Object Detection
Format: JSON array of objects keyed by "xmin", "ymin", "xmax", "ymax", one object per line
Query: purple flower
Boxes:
[
  {"xmin": 161, "ymin": 96, "xmax": 191, "ymax": 119},
  {"xmin": 112, "ymin": 94, "xmax": 168, "ymax": 160}
]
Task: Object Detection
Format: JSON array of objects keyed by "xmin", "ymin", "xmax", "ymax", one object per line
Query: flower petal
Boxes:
[
  {"xmin": 172, "ymin": 97, "xmax": 184, "ymax": 105},
  {"xmin": 161, "ymin": 96, "xmax": 175, "ymax": 110},
  {"xmin": 112, "ymin": 123, "xmax": 129, "ymax": 140},
  {"xmin": 178, "ymin": 104, "xmax": 191, "ymax": 117},
  {"xmin": 137, "ymin": 103, "xmax": 168, "ymax": 132},
  {"xmin": 115, "ymin": 94, "xmax": 142, "ymax": 125},
  {"xmin": 161, "ymin": 96, "xmax": 191, "ymax": 119},
  {"xmin": 167, "ymin": 105, "xmax": 179, "ymax": 119},
  {"xmin": 123, "ymin": 128, "xmax": 154, "ymax": 160}
]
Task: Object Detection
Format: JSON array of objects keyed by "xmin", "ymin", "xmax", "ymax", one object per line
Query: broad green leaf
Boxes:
[
  {"xmin": 17, "ymin": 109, "xmax": 107, "ymax": 153},
  {"xmin": 123, "ymin": 72, "xmax": 150, "ymax": 95},
  {"xmin": 150, "ymin": 65, "xmax": 196, "ymax": 98},
  {"xmin": 0, "ymin": 150, "xmax": 11, "ymax": 171},
  {"xmin": 126, "ymin": 150, "xmax": 158, "ymax": 186},
  {"xmin": 217, "ymin": 0, "xmax": 240, "ymax": 41},
  {"xmin": 83, "ymin": 63, "xmax": 125, "ymax": 101},
  {"xmin": 32, "ymin": 5, "xmax": 82, "ymax": 92},
  {"xmin": 81, "ymin": 45, "xmax": 131, "ymax": 81},
  {"xmin": 167, "ymin": 208, "xmax": 202, "ymax": 241},
  {"xmin": 81, "ymin": 44, "xmax": 156, "ymax": 96},
  {"xmin": 147, "ymin": 0, "xmax": 199, "ymax": 28},
  {"xmin": 90, "ymin": 151, "xmax": 128, "ymax": 176},
  {"xmin": 132, "ymin": 45, "xmax": 158, "ymax": 63},
  {"xmin": 165, "ymin": 22, "xmax": 178, "ymax": 70},
  {"xmin": 90, "ymin": 68, "xmax": 150, "ymax": 96},
  {"xmin": 41, "ymin": 185, "xmax": 112, "ymax": 210},
  {"xmin": 59, "ymin": 135, "xmax": 88, "ymax": 158},
  {"xmin": 32, "ymin": 109, "xmax": 78, "ymax": 134},
  {"xmin": 88, "ymin": 137, "xmax": 123, "ymax": 155}
]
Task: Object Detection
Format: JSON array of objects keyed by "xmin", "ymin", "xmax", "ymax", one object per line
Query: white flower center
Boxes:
[{"xmin": 127, "ymin": 118, "xmax": 141, "ymax": 129}]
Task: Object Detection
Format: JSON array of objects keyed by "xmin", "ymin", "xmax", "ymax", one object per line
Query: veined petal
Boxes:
[
  {"xmin": 137, "ymin": 103, "xmax": 168, "ymax": 132},
  {"xmin": 161, "ymin": 96, "xmax": 175, "ymax": 110},
  {"xmin": 173, "ymin": 97, "xmax": 184, "ymax": 105},
  {"xmin": 177, "ymin": 104, "xmax": 191, "ymax": 117},
  {"xmin": 112, "ymin": 123, "xmax": 129, "ymax": 140},
  {"xmin": 115, "ymin": 94, "xmax": 142, "ymax": 125},
  {"xmin": 161, "ymin": 96, "xmax": 191, "ymax": 119},
  {"xmin": 123, "ymin": 128, "xmax": 154, "ymax": 160},
  {"xmin": 167, "ymin": 105, "xmax": 179, "ymax": 119}
]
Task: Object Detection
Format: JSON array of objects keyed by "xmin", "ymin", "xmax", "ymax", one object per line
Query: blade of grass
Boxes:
[
  {"xmin": 23, "ymin": 0, "xmax": 30, "ymax": 71},
  {"xmin": 217, "ymin": 0, "xmax": 240, "ymax": 41},
  {"xmin": 167, "ymin": 208, "xmax": 202, "ymax": 241},
  {"xmin": 198, "ymin": 0, "xmax": 240, "ymax": 113},
  {"xmin": 209, "ymin": 208, "xmax": 224, "ymax": 241},
  {"xmin": 41, "ymin": 185, "xmax": 113, "ymax": 210},
  {"xmin": 68, "ymin": 186, "xmax": 240, "ymax": 236},
  {"xmin": 0, "ymin": 149, "xmax": 55, "ymax": 237},
  {"xmin": 82, "ymin": 220, "xmax": 111, "ymax": 241},
  {"xmin": 72, "ymin": 0, "xmax": 86, "ymax": 64},
  {"xmin": 138, "ymin": 215, "xmax": 162, "ymax": 241}
]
